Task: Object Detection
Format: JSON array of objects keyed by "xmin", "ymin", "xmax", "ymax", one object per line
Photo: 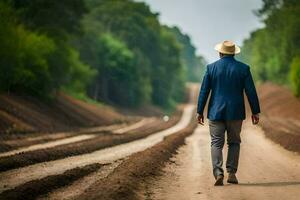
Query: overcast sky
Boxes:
[{"xmin": 137, "ymin": 0, "xmax": 263, "ymax": 62}]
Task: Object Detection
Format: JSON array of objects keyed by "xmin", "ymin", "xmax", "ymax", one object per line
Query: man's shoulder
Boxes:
[
  {"xmin": 234, "ymin": 59, "xmax": 250, "ymax": 70},
  {"xmin": 206, "ymin": 60, "xmax": 219, "ymax": 69}
]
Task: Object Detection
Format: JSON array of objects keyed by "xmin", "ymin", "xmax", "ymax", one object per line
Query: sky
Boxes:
[{"xmin": 136, "ymin": 0, "xmax": 263, "ymax": 62}]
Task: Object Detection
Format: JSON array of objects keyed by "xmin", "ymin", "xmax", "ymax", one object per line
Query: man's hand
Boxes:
[
  {"xmin": 251, "ymin": 114, "xmax": 259, "ymax": 125},
  {"xmin": 198, "ymin": 114, "xmax": 204, "ymax": 125}
]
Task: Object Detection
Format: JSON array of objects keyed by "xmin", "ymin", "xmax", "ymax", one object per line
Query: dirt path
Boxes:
[
  {"xmin": 37, "ymin": 160, "xmax": 123, "ymax": 200},
  {"xmin": 0, "ymin": 103, "xmax": 195, "ymax": 193},
  {"xmin": 0, "ymin": 135, "xmax": 97, "ymax": 158},
  {"xmin": 0, "ymin": 123, "xmax": 125, "ymax": 152},
  {"xmin": 113, "ymin": 118, "xmax": 156, "ymax": 134},
  {"xmin": 146, "ymin": 121, "xmax": 300, "ymax": 200},
  {"xmin": 0, "ymin": 119, "xmax": 153, "ymax": 157}
]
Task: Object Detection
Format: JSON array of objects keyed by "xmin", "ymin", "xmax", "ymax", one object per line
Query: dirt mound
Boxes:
[
  {"xmin": 258, "ymin": 82, "xmax": 300, "ymax": 152},
  {"xmin": 56, "ymin": 93, "xmax": 126, "ymax": 126},
  {"xmin": 0, "ymin": 93, "xmax": 126, "ymax": 135},
  {"xmin": 0, "ymin": 110, "xmax": 181, "ymax": 172},
  {"xmin": 78, "ymin": 120, "xmax": 198, "ymax": 200},
  {"xmin": 0, "ymin": 163, "xmax": 102, "ymax": 200},
  {"xmin": 258, "ymin": 83, "xmax": 300, "ymax": 120}
]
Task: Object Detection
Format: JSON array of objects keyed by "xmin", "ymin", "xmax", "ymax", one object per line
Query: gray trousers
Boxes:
[{"xmin": 209, "ymin": 120, "xmax": 243, "ymax": 178}]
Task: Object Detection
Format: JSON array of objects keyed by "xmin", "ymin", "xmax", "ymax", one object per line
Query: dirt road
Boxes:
[
  {"xmin": 1, "ymin": 84, "xmax": 300, "ymax": 200},
  {"xmin": 0, "ymin": 104, "xmax": 195, "ymax": 193},
  {"xmin": 0, "ymin": 118, "xmax": 154, "ymax": 158},
  {"xmin": 145, "ymin": 121, "xmax": 300, "ymax": 200}
]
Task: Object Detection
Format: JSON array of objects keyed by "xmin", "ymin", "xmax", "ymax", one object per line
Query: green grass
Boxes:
[{"xmin": 61, "ymin": 88, "xmax": 104, "ymax": 107}]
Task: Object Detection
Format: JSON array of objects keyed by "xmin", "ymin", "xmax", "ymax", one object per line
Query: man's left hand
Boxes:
[
  {"xmin": 198, "ymin": 114, "xmax": 204, "ymax": 125},
  {"xmin": 251, "ymin": 114, "xmax": 259, "ymax": 125}
]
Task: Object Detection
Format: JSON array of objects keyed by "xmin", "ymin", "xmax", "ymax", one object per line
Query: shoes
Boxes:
[
  {"xmin": 214, "ymin": 175, "xmax": 224, "ymax": 186},
  {"xmin": 227, "ymin": 173, "xmax": 238, "ymax": 184}
]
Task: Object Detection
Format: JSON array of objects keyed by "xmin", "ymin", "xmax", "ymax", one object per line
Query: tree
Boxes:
[
  {"xmin": 290, "ymin": 56, "xmax": 300, "ymax": 96},
  {"xmin": 0, "ymin": 1, "xmax": 95, "ymax": 98},
  {"xmin": 167, "ymin": 26, "xmax": 206, "ymax": 82},
  {"xmin": 7, "ymin": 0, "xmax": 87, "ymax": 38},
  {"xmin": 81, "ymin": 0, "xmax": 188, "ymax": 108},
  {"xmin": 0, "ymin": 2, "xmax": 55, "ymax": 97},
  {"xmin": 1, "ymin": 0, "xmax": 204, "ymax": 109},
  {"xmin": 240, "ymin": 0, "xmax": 300, "ymax": 93}
]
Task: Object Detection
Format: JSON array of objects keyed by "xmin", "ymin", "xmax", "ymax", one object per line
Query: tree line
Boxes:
[
  {"xmin": 239, "ymin": 0, "xmax": 300, "ymax": 96},
  {"xmin": 0, "ymin": 0, "xmax": 205, "ymax": 109}
]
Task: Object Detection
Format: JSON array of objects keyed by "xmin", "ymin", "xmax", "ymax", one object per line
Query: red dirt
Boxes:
[{"xmin": 257, "ymin": 82, "xmax": 300, "ymax": 152}]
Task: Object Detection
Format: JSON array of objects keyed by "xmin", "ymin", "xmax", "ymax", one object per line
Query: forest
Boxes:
[
  {"xmin": 240, "ymin": 0, "xmax": 300, "ymax": 96},
  {"xmin": 0, "ymin": 0, "xmax": 205, "ymax": 109}
]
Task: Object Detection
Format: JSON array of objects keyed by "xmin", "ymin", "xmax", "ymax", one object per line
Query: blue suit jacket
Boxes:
[{"xmin": 197, "ymin": 56, "xmax": 260, "ymax": 120}]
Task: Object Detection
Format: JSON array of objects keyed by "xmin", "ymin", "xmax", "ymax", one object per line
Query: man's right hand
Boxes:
[
  {"xmin": 251, "ymin": 114, "xmax": 259, "ymax": 125},
  {"xmin": 198, "ymin": 114, "xmax": 204, "ymax": 125}
]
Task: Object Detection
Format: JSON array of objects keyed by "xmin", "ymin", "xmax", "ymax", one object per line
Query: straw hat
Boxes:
[{"xmin": 214, "ymin": 40, "xmax": 240, "ymax": 55}]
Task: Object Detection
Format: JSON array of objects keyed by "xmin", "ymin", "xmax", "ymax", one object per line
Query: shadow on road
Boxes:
[{"xmin": 237, "ymin": 181, "xmax": 300, "ymax": 187}]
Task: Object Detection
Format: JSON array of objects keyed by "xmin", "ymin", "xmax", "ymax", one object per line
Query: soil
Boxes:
[
  {"xmin": 257, "ymin": 82, "xmax": 300, "ymax": 152},
  {"xmin": 0, "ymin": 108, "xmax": 182, "ymax": 172},
  {"xmin": 0, "ymin": 122, "xmax": 132, "ymax": 153},
  {"xmin": 0, "ymin": 83, "xmax": 299, "ymax": 200},
  {"xmin": 0, "ymin": 92, "xmax": 127, "ymax": 135},
  {"xmin": 77, "ymin": 120, "xmax": 198, "ymax": 200},
  {"xmin": 0, "ymin": 163, "xmax": 102, "ymax": 200},
  {"xmin": 142, "ymin": 120, "xmax": 300, "ymax": 200},
  {"xmin": 0, "ymin": 103, "xmax": 194, "ymax": 194},
  {"xmin": 38, "ymin": 160, "xmax": 123, "ymax": 200}
]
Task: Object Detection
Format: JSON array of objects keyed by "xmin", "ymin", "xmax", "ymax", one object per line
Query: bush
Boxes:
[
  {"xmin": 0, "ymin": 2, "xmax": 55, "ymax": 97},
  {"xmin": 290, "ymin": 56, "xmax": 300, "ymax": 96}
]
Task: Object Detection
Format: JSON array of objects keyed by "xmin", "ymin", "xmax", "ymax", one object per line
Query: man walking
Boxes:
[{"xmin": 197, "ymin": 41, "xmax": 260, "ymax": 186}]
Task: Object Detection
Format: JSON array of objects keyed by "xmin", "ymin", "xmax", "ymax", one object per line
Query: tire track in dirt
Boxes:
[
  {"xmin": 0, "ymin": 104, "xmax": 195, "ymax": 193},
  {"xmin": 0, "ymin": 163, "xmax": 103, "ymax": 200},
  {"xmin": 0, "ymin": 123, "xmax": 126, "ymax": 152},
  {"xmin": 0, "ymin": 135, "xmax": 96, "ymax": 158},
  {"xmin": 37, "ymin": 160, "xmax": 123, "ymax": 200},
  {"xmin": 113, "ymin": 118, "xmax": 156, "ymax": 134},
  {"xmin": 0, "ymin": 84, "xmax": 199, "ymax": 198},
  {"xmin": 0, "ymin": 118, "xmax": 153, "ymax": 158},
  {"xmin": 77, "ymin": 119, "xmax": 198, "ymax": 200}
]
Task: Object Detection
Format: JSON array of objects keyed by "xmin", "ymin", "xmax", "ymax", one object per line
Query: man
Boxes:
[{"xmin": 197, "ymin": 40, "xmax": 260, "ymax": 186}]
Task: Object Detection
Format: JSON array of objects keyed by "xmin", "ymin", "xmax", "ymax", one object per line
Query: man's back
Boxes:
[{"xmin": 197, "ymin": 55, "xmax": 260, "ymax": 120}]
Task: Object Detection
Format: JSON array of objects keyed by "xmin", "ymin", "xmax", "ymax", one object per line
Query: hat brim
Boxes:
[{"xmin": 214, "ymin": 43, "xmax": 241, "ymax": 54}]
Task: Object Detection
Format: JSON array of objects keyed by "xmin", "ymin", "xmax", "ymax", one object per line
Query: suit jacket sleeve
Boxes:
[
  {"xmin": 197, "ymin": 66, "xmax": 211, "ymax": 114},
  {"xmin": 244, "ymin": 67, "xmax": 261, "ymax": 115}
]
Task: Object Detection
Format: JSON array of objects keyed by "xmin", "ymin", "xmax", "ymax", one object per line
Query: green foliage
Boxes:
[
  {"xmin": 7, "ymin": 0, "xmax": 87, "ymax": 38},
  {"xmin": 240, "ymin": 0, "xmax": 300, "ymax": 93},
  {"xmin": 151, "ymin": 27, "xmax": 184, "ymax": 108},
  {"xmin": 63, "ymin": 48, "xmax": 97, "ymax": 94},
  {"xmin": 0, "ymin": 2, "xmax": 54, "ymax": 96},
  {"xmin": 80, "ymin": 0, "xmax": 193, "ymax": 108},
  {"xmin": 167, "ymin": 27, "xmax": 207, "ymax": 82},
  {"xmin": 0, "ymin": 1, "xmax": 95, "ymax": 99},
  {"xmin": 290, "ymin": 57, "xmax": 300, "ymax": 96},
  {"xmin": 84, "ymin": 0, "xmax": 160, "ymax": 84},
  {"xmin": 0, "ymin": 0, "xmax": 205, "ymax": 108},
  {"xmin": 83, "ymin": 33, "xmax": 146, "ymax": 106}
]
